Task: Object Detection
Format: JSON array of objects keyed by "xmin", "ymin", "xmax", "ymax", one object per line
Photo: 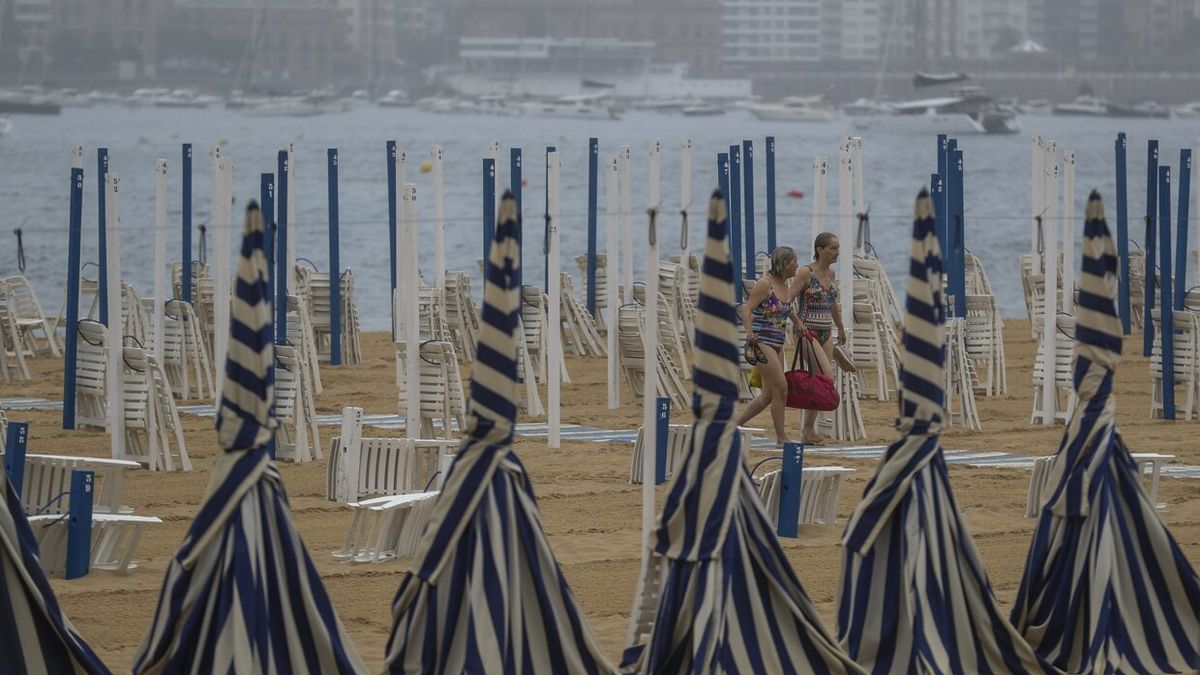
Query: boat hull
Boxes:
[{"xmin": 853, "ymin": 112, "xmax": 987, "ymax": 135}]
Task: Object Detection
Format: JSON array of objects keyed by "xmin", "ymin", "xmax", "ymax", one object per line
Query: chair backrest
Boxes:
[
  {"xmin": 1, "ymin": 452, "xmax": 139, "ymax": 515},
  {"xmin": 2, "ymin": 275, "xmax": 47, "ymax": 322}
]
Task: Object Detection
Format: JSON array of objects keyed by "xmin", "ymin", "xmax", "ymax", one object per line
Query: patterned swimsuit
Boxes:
[
  {"xmin": 799, "ymin": 267, "xmax": 838, "ymax": 344},
  {"xmin": 751, "ymin": 290, "xmax": 790, "ymax": 353}
]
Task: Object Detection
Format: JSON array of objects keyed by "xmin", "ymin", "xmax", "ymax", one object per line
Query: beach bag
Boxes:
[{"xmin": 785, "ymin": 334, "xmax": 839, "ymax": 411}]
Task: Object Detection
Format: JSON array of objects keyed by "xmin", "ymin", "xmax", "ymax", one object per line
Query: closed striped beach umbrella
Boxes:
[
  {"xmin": 628, "ymin": 191, "xmax": 862, "ymax": 674},
  {"xmin": 133, "ymin": 203, "xmax": 365, "ymax": 675},
  {"xmin": 1012, "ymin": 192, "xmax": 1200, "ymax": 674},
  {"xmin": 837, "ymin": 189, "xmax": 1051, "ymax": 675},
  {"xmin": 0, "ymin": 472, "xmax": 110, "ymax": 674},
  {"xmin": 384, "ymin": 191, "xmax": 613, "ymax": 674}
]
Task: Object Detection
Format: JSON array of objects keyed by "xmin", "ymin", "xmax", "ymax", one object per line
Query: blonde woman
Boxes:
[
  {"xmin": 793, "ymin": 233, "xmax": 848, "ymax": 445},
  {"xmin": 735, "ymin": 246, "xmax": 804, "ymax": 445}
]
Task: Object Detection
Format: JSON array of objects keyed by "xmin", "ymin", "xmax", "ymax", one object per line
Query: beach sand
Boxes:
[{"xmin": 4, "ymin": 319, "xmax": 1197, "ymax": 671}]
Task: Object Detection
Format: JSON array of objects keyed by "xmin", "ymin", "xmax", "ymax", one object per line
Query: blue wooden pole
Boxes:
[
  {"xmin": 63, "ymin": 167, "xmax": 84, "ymax": 430},
  {"xmin": 937, "ymin": 134, "xmax": 948, "ymax": 176},
  {"xmin": 3, "ymin": 421, "xmax": 29, "ymax": 495},
  {"xmin": 743, "ymin": 140, "xmax": 756, "ymax": 280},
  {"xmin": 511, "ymin": 148, "xmax": 523, "ymax": 288},
  {"xmin": 654, "ymin": 397, "xmax": 670, "ymax": 485},
  {"xmin": 777, "ymin": 441, "xmax": 804, "ymax": 538},
  {"xmin": 97, "ymin": 148, "xmax": 109, "ymax": 325},
  {"xmin": 545, "ymin": 146, "xmax": 555, "ymax": 290},
  {"xmin": 945, "ymin": 139, "xmax": 959, "ymax": 291},
  {"xmin": 1159, "ymin": 165, "xmax": 1175, "ymax": 419},
  {"xmin": 950, "ymin": 147, "xmax": 966, "ymax": 317},
  {"xmin": 931, "ymin": 172, "xmax": 946, "ymax": 266},
  {"xmin": 936, "ymin": 136, "xmax": 949, "ymax": 257},
  {"xmin": 483, "ymin": 159, "xmax": 496, "ymax": 264},
  {"xmin": 587, "ymin": 138, "xmax": 599, "ymax": 316},
  {"xmin": 276, "ymin": 150, "xmax": 289, "ymax": 344},
  {"xmin": 718, "ymin": 152, "xmax": 731, "ymax": 249},
  {"xmin": 765, "ymin": 136, "xmax": 777, "ymax": 253},
  {"xmin": 327, "ymin": 148, "xmax": 342, "ymax": 365},
  {"xmin": 64, "ymin": 469, "xmax": 94, "ymax": 580},
  {"xmin": 1116, "ymin": 133, "xmax": 1131, "ymax": 334},
  {"xmin": 261, "ymin": 174, "xmax": 274, "ymax": 288},
  {"xmin": 181, "ymin": 143, "xmax": 193, "ymax": 304},
  {"xmin": 1176, "ymin": 149, "xmax": 1192, "ymax": 310},
  {"xmin": 387, "ymin": 141, "xmax": 398, "ymax": 340},
  {"xmin": 729, "ymin": 145, "xmax": 743, "ymax": 301},
  {"xmin": 1145, "ymin": 140, "xmax": 1159, "ymax": 357}
]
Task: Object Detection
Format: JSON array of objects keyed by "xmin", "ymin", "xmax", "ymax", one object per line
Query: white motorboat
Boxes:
[
  {"xmin": 377, "ymin": 89, "xmax": 411, "ymax": 107},
  {"xmin": 747, "ymin": 96, "xmax": 837, "ymax": 122},
  {"xmin": 240, "ymin": 98, "xmax": 325, "ymax": 117},
  {"xmin": 854, "ymin": 88, "xmax": 1020, "ymax": 135},
  {"xmin": 154, "ymin": 89, "xmax": 214, "ymax": 109},
  {"xmin": 1052, "ymin": 96, "xmax": 1109, "ymax": 117},
  {"xmin": 842, "ymin": 98, "xmax": 892, "ymax": 116},
  {"xmin": 1174, "ymin": 101, "xmax": 1200, "ymax": 119},
  {"xmin": 681, "ymin": 104, "xmax": 724, "ymax": 117},
  {"xmin": 521, "ymin": 94, "xmax": 620, "ymax": 120}
]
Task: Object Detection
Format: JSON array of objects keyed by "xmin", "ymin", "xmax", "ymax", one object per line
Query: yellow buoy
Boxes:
[{"xmin": 420, "ymin": 160, "xmax": 433, "ymax": 173}]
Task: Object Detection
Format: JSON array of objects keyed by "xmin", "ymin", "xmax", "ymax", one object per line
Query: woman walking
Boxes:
[
  {"xmin": 793, "ymin": 233, "xmax": 848, "ymax": 445},
  {"xmin": 735, "ymin": 247, "xmax": 804, "ymax": 446}
]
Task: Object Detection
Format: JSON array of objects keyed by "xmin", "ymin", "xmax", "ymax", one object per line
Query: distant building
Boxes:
[
  {"xmin": 11, "ymin": 0, "xmax": 52, "ymax": 57},
  {"xmin": 1027, "ymin": 0, "xmax": 1102, "ymax": 61},
  {"xmin": 720, "ymin": 0, "xmax": 825, "ymax": 67},
  {"xmin": 339, "ymin": 0, "xmax": 396, "ymax": 80},
  {"xmin": 49, "ymin": 0, "xmax": 167, "ymax": 77}
]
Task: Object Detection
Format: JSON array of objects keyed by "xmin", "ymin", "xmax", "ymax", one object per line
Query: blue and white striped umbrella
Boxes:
[
  {"xmin": 133, "ymin": 203, "xmax": 365, "ymax": 675},
  {"xmin": 627, "ymin": 191, "xmax": 862, "ymax": 674},
  {"xmin": 385, "ymin": 191, "xmax": 614, "ymax": 674},
  {"xmin": 837, "ymin": 189, "xmax": 1052, "ymax": 674},
  {"xmin": 0, "ymin": 472, "xmax": 110, "ymax": 674},
  {"xmin": 1012, "ymin": 192, "xmax": 1200, "ymax": 674}
]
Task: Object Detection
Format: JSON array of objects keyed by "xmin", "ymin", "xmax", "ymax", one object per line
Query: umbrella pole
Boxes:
[
  {"xmin": 852, "ymin": 137, "xmax": 865, "ymax": 254},
  {"xmin": 181, "ymin": 143, "xmax": 193, "ymax": 304},
  {"xmin": 728, "ymin": 144, "xmax": 742, "ymax": 300},
  {"xmin": 104, "ymin": 172, "xmax": 124, "ymax": 461},
  {"xmin": 1031, "ymin": 136, "xmax": 1044, "ymax": 273},
  {"xmin": 98, "ymin": 148, "xmax": 109, "ymax": 325},
  {"xmin": 483, "ymin": 159, "xmax": 496, "ymax": 268},
  {"xmin": 328, "ymin": 148, "xmax": 341, "ymax": 366},
  {"xmin": 743, "ymin": 139, "xmax": 755, "ymax": 280},
  {"xmin": 1144, "ymin": 140, "xmax": 1159, "ymax": 357},
  {"xmin": 765, "ymin": 136, "xmax": 776, "ymax": 252},
  {"xmin": 1175, "ymin": 147, "xmax": 1192, "ymax": 306},
  {"xmin": 838, "ymin": 139, "xmax": 854, "ymax": 343},
  {"xmin": 620, "ymin": 146, "xmax": 633, "ymax": 301},
  {"xmin": 607, "ymin": 155, "xmax": 621, "ymax": 409},
  {"xmin": 680, "ymin": 138, "xmax": 692, "ymax": 292},
  {"xmin": 642, "ymin": 155, "xmax": 661, "ymax": 546},
  {"xmin": 154, "ymin": 159, "xmax": 168, "ymax": 362},
  {"xmin": 1115, "ymin": 134, "xmax": 1131, "ymax": 333},
  {"xmin": 404, "ymin": 184, "xmax": 421, "ymax": 439},
  {"xmin": 1062, "ymin": 151, "xmax": 1076, "ymax": 314},
  {"xmin": 548, "ymin": 151, "xmax": 562, "ymax": 449},
  {"xmin": 212, "ymin": 153, "xmax": 233, "ymax": 400},
  {"xmin": 63, "ymin": 149, "xmax": 84, "ymax": 431},
  {"xmin": 1159, "ymin": 166, "xmax": 1175, "ymax": 419},
  {"xmin": 587, "ymin": 138, "xmax": 599, "ymax": 317},
  {"xmin": 1040, "ymin": 143, "xmax": 1059, "ymax": 425},
  {"xmin": 433, "ymin": 145, "xmax": 445, "ymax": 309},
  {"xmin": 511, "ymin": 148, "xmax": 523, "ymax": 288},
  {"xmin": 387, "ymin": 141, "xmax": 398, "ymax": 340},
  {"xmin": 286, "ymin": 142, "xmax": 296, "ymax": 294}
]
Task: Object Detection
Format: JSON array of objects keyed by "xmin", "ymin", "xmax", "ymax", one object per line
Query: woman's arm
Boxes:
[{"xmin": 742, "ymin": 279, "xmax": 770, "ymax": 343}]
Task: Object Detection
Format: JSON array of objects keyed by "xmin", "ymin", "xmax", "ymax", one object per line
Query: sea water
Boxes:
[{"xmin": 1, "ymin": 104, "xmax": 1197, "ymax": 330}]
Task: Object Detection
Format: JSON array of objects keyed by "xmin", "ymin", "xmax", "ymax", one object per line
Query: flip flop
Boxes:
[{"xmin": 833, "ymin": 346, "xmax": 858, "ymax": 373}]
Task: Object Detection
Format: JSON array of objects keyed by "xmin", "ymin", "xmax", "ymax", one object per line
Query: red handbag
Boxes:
[{"xmin": 785, "ymin": 333, "xmax": 840, "ymax": 411}]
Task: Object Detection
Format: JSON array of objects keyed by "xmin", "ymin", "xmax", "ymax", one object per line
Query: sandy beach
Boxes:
[{"xmin": 2, "ymin": 318, "xmax": 1196, "ymax": 671}]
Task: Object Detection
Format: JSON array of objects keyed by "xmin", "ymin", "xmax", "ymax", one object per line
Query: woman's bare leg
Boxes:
[
  {"xmin": 801, "ymin": 337, "xmax": 835, "ymax": 443},
  {"xmin": 758, "ymin": 346, "xmax": 790, "ymax": 443}
]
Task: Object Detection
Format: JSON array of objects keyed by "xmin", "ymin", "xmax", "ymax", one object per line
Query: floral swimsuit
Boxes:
[
  {"xmin": 798, "ymin": 266, "xmax": 838, "ymax": 345},
  {"xmin": 748, "ymin": 290, "xmax": 789, "ymax": 364}
]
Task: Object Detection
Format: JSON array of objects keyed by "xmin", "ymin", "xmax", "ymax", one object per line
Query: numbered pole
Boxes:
[
  {"xmin": 641, "ymin": 198, "xmax": 660, "ymax": 543},
  {"xmin": 654, "ymin": 398, "xmax": 669, "ymax": 485},
  {"xmin": 1159, "ymin": 165, "xmax": 1175, "ymax": 419},
  {"xmin": 587, "ymin": 138, "xmax": 599, "ymax": 316},
  {"xmin": 276, "ymin": 150, "xmax": 289, "ymax": 343},
  {"xmin": 154, "ymin": 159, "xmax": 168, "ymax": 361},
  {"xmin": 778, "ymin": 442, "xmax": 804, "ymax": 538},
  {"xmin": 1115, "ymin": 134, "xmax": 1131, "ymax": 332},
  {"xmin": 950, "ymin": 147, "xmax": 966, "ymax": 317},
  {"xmin": 1175, "ymin": 148, "xmax": 1192, "ymax": 310},
  {"xmin": 386, "ymin": 141, "xmax": 398, "ymax": 339},
  {"xmin": 1062, "ymin": 151, "xmax": 1076, "ymax": 314},
  {"xmin": 547, "ymin": 151, "xmax": 562, "ymax": 448},
  {"xmin": 765, "ymin": 136, "xmax": 777, "ymax": 252},
  {"xmin": 285, "ymin": 142, "xmax": 297, "ymax": 293},
  {"xmin": 1040, "ymin": 147, "xmax": 1059, "ymax": 425},
  {"xmin": 1145, "ymin": 140, "xmax": 1159, "ymax": 357},
  {"xmin": 728, "ymin": 144, "xmax": 742, "ymax": 299},
  {"xmin": 97, "ymin": 148, "xmax": 110, "ymax": 325},
  {"xmin": 328, "ymin": 149, "xmax": 342, "ymax": 365},
  {"xmin": 812, "ymin": 156, "xmax": 827, "ymax": 249},
  {"xmin": 105, "ymin": 174, "xmax": 125, "ymax": 458},
  {"xmin": 511, "ymin": 148, "xmax": 523, "ymax": 288},
  {"xmin": 65, "ymin": 470, "xmax": 94, "ymax": 580},
  {"xmin": 680, "ymin": 138, "xmax": 693, "ymax": 284},
  {"xmin": 742, "ymin": 139, "xmax": 756, "ymax": 279},
  {"xmin": 261, "ymin": 174, "xmax": 275, "ymax": 304},
  {"xmin": 483, "ymin": 159, "xmax": 496, "ymax": 265},
  {"xmin": 620, "ymin": 145, "xmax": 633, "ymax": 301},
  {"xmin": 63, "ymin": 162, "xmax": 84, "ymax": 430},
  {"xmin": 181, "ymin": 143, "xmax": 193, "ymax": 303},
  {"xmin": 838, "ymin": 139, "xmax": 854, "ymax": 341},
  {"xmin": 1032, "ymin": 136, "xmax": 1045, "ymax": 271},
  {"xmin": 403, "ymin": 184, "xmax": 421, "ymax": 439},
  {"xmin": 606, "ymin": 155, "xmax": 621, "ymax": 409},
  {"xmin": 545, "ymin": 145, "xmax": 556, "ymax": 290},
  {"xmin": 4, "ymin": 421, "xmax": 29, "ymax": 494},
  {"xmin": 433, "ymin": 145, "xmax": 446, "ymax": 291}
]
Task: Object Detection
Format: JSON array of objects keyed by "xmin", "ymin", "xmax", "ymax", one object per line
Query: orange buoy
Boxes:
[
  {"xmin": 521, "ymin": 178, "xmax": 528, "ymax": 187},
  {"xmin": 787, "ymin": 189, "xmax": 805, "ymax": 198}
]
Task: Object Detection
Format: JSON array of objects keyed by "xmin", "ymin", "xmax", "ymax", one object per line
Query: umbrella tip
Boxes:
[
  {"xmin": 710, "ymin": 188, "xmax": 724, "ymax": 201},
  {"xmin": 500, "ymin": 188, "xmax": 515, "ymax": 202},
  {"xmin": 1085, "ymin": 190, "xmax": 1106, "ymax": 222},
  {"xmin": 1088, "ymin": 189, "xmax": 1102, "ymax": 202},
  {"xmin": 917, "ymin": 187, "xmax": 930, "ymax": 199},
  {"xmin": 246, "ymin": 200, "xmax": 260, "ymax": 213}
]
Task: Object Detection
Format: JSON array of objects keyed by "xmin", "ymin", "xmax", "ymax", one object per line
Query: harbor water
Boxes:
[{"xmin": 1, "ymin": 104, "xmax": 1198, "ymax": 330}]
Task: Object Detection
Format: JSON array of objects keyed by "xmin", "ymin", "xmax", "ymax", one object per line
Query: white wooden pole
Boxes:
[
  {"xmin": 547, "ymin": 151, "xmax": 562, "ymax": 448},
  {"xmin": 1062, "ymin": 150, "xmax": 1076, "ymax": 313},
  {"xmin": 1193, "ymin": 138, "xmax": 1199, "ymax": 288},
  {"xmin": 105, "ymin": 173, "xmax": 125, "ymax": 460},
  {"xmin": 153, "ymin": 159, "xmax": 168, "ymax": 361},
  {"xmin": 838, "ymin": 140, "xmax": 854, "ymax": 344},
  {"xmin": 286, "ymin": 142, "xmax": 297, "ymax": 293},
  {"xmin": 212, "ymin": 151, "xmax": 232, "ymax": 399},
  {"xmin": 620, "ymin": 145, "xmax": 634, "ymax": 301},
  {"xmin": 852, "ymin": 137, "xmax": 865, "ymax": 255},
  {"xmin": 72, "ymin": 145, "xmax": 83, "ymax": 169},
  {"xmin": 607, "ymin": 155, "xmax": 621, "ymax": 409},
  {"xmin": 812, "ymin": 156, "xmax": 828, "ymax": 249},
  {"xmin": 403, "ymin": 183, "xmax": 421, "ymax": 439},
  {"xmin": 680, "ymin": 138, "xmax": 692, "ymax": 288},
  {"xmin": 1041, "ymin": 143, "xmax": 1059, "ymax": 425},
  {"xmin": 489, "ymin": 140, "xmax": 501, "ymax": 209},
  {"xmin": 1032, "ymin": 136, "xmax": 1044, "ymax": 272},
  {"xmin": 641, "ymin": 185, "xmax": 660, "ymax": 542},
  {"xmin": 433, "ymin": 145, "xmax": 445, "ymax": 290}
]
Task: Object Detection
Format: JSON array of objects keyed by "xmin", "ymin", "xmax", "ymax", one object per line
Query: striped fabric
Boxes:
[
  {"xmin": 1012, "ymin": 192, "xmax": 1200, "ymax": 674},
  {"xmin": 385, "ymin": 191, "xmax": 614, "ymax": 674},
  {"xmin": 837, "ymin": 189, "xmax": 1051, "ymax": 674},
  {"xmin": 134, "ymin": 204, "xmax": 366, "ymax": 675},
  {"xmin": 0, "ymin": 473, "xmax": 111, "ymax": 675},
  {"xmin": 628, "ymin": 191, "xmax": 862, "ymax": 674}
]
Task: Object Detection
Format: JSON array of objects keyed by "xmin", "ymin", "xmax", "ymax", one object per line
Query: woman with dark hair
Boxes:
[
  {"xmin": 792, "ymin": 232, "xmax": 848, "ymax": 445},
  {"xmin": 735, "ymin": 246, "xmax": 804, "ymax": 445}
]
